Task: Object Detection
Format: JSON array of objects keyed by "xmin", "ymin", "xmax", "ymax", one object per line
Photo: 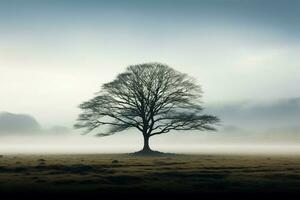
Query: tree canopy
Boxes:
[{"xmin": 75, "ymin": 63, "xmax": 219, "ymax": 153}]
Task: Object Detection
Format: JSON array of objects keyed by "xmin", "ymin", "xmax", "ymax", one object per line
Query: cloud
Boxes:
[{"xmin": 207, "ymin": 97, "xmax": 300, "ymax": 129}]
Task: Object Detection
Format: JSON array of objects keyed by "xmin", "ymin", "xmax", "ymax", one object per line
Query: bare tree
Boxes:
[{"xmin": 74, "ymin": 63, "xmax": 219, "ymax": 154}]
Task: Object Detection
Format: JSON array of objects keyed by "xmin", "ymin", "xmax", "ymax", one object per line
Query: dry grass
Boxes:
[{"xmin": 0, "ymin": 154, "xmax": 300, "ymax": 195}]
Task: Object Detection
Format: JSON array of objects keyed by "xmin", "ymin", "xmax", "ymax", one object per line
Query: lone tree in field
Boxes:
[{"xmin": 75, "ymin": 63, "xmax": 219, "ymax": 154}]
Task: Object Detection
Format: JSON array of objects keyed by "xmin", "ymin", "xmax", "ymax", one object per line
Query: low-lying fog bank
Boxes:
[{"xmin": 0, "ymin": 131, "xmax": 299, "ymax": 155}]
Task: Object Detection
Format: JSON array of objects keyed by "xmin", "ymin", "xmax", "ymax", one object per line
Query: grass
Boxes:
[{"xmin": 0, "ymin": 154, "xmax": 300, "ymax": 196}]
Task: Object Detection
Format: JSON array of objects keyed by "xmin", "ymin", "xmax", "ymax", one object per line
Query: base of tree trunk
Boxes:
[{"xmin": 130, "ymin": 149, "xmax": 176, "ymax": 157}]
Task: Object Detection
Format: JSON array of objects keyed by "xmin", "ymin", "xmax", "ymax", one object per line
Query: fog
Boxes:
[
  {"xmin": 1, "ymin": 134, "xmax": 300, "ymax": 155},
  {"xmin": 0, "ymin": 0, "xmax": 299, "ymax": 155},
  {"xmin": 0, "ymin": 97, "xmax": 299, "ymax": 155}
]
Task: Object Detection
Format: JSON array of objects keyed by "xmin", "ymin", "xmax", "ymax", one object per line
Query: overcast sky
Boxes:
[{"xmin": 0, "ymin": 0, "xmax": 299, "ymax": 128}]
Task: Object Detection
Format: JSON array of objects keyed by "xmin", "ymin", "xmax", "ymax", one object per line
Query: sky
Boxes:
[{"xmin": 0, "ymin": 0, "xmax": 299, "ymax": 134}]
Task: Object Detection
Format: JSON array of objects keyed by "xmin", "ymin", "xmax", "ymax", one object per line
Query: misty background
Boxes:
[{"xmin": 0, "ymin": 0, "xmax": 299, "ymax": 154}]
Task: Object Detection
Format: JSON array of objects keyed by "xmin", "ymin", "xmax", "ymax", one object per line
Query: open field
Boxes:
[{"xmin": 0, "ymin": 154, "xmax": 300, "ymax": 197}]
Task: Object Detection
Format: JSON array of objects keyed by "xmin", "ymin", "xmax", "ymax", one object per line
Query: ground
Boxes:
[{"xmin": 0, "ymin": 154, "xmax": 300, "ymax": 198}]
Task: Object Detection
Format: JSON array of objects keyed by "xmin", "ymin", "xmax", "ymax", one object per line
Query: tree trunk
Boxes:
[
  {"xmin": 142, "ymin": 135, "xmax": 151, "ymax": 152},
  {"xmin": 132, "ymin": 134, "xmax": 166, "ymax": 156}
]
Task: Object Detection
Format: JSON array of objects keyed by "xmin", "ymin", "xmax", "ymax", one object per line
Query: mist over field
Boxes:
[
  {"xmin": 1, "ymin": 1, "xmax": 300, "ymax": 197},
  {"xmin": 0, "ymin": 97, "xmax": 299, "ymax": 154},
  {"xmin": 0, "ymin": 0, "xmax": 299, "ymax": 156}
]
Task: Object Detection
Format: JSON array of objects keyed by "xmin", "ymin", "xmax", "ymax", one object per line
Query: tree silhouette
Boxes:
[{"xmin": 75, "ymin": 63, "xmax": 219, "ymax": 154}]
